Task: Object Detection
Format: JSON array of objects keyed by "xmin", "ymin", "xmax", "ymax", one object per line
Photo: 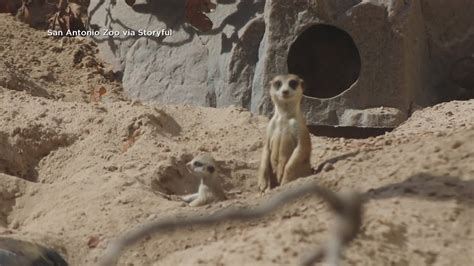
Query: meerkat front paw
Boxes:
[
  {"xmin": 181, "ymin": 193, "xmax": 198, "ymax": 203},
  {"xmin": 258, "ymin": 176, "xmax": 270, "ymax": 193},
  {"xmin": 280, "ymin": 171, "xmax": 294, "ymax": 185},
  {"xmin": 189, "ymin": 198, "xmax": 208, "ymax": 207}
]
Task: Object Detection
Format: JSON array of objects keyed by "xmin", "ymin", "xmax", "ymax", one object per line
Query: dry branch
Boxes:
[{"xmin": 99, "ymin": 180, "xmax": 363, "ymax": 266}]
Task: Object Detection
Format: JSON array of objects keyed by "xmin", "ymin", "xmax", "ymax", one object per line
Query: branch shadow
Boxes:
[
  {"xmin": 88, "ymin": 0, "xmax": 265, "ymax": 51},
  {"xmin": 365, "ymin": 173, "xmax": 474, "ymax": 206}
]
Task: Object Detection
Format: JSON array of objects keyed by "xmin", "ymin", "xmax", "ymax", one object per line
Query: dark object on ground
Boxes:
[{"xmin": 0, "ymin": 237, "xmax": 68, "ymax": 266}]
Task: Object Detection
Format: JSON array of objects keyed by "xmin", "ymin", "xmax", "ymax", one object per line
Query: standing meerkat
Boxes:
[
  {"xmin": 258, "ymin": 74, "xmax": 312, "ymax": 192},
  {"xmin": 181, "ymin": 154, "xmax": 227, "ymax": 207}
]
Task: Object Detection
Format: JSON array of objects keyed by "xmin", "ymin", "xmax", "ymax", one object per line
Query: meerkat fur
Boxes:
[
  {"xmin": 257, "ymin": 74, "xmax": 312, "ymax": 192},
  {"xmin": 181, "ymin": 154, "xmax": 227, "ymax": 207}
]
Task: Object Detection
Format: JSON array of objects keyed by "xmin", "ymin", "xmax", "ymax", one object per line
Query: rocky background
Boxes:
[{"xmin": 89, "ymin": 0, "xmax": 473, "ymax": 128}]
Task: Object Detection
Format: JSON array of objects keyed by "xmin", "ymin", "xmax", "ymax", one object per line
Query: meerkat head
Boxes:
[
  {"xmin": 186, "ymin": 154, "xmax": 217, "ymax": 179},
  {"xmin": 269, "ymin": 74, "xmax": 305, "ymax": 104}
]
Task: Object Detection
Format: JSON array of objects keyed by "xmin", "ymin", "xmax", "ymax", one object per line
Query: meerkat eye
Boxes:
[
  {"xmin": 207, "ymin": 166, "xmax": 215, "ymax": 174},
  {"xmin": 288, "ymin": 79, "xmax": 298, "ymax": 90},
  {"xmin": 273, "ymin": 80, "xmax": 282, "ymax": 90},
  {"xmin": 193, "ymin": 161, "xmax": 203, "ymax": 167}
]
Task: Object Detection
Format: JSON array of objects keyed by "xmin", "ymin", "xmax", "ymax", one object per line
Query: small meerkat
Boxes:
[
  {"xmin": 181, "ymin": 154, "xmax": 227, "ymax": 207},
  {"xmin": 258, "ymin": 74, "xmax": 312, "ymax": 192}
]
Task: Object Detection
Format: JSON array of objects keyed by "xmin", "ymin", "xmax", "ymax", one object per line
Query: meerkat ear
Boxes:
[
  {"xmin": 207, "ymin": 166, "xmax": 215, "ymax": 174},
  {"xmin": 300, "ymin": 79, "xmax": 305, "ymax": 91}
]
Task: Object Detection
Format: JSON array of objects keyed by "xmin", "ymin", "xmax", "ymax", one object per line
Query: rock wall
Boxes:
[
  {"xmin": 419, "ymin": 0, "xmax": 474, "ymax": 101},
  {"xmin": 88, "ymin": 0, "xmax": 473, "ymax": 128},
  {"xmin": 88, "ymin": 0, "xmax": 265, "ymax": 108}
]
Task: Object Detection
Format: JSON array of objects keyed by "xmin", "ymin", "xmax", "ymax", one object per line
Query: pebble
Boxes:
[
  {"xmin": 323, "ymin": 163, "xmax": 334, "ymax": 172},
  {"xmin": 10, "ymin": 220, "xmax": 20, "ymax": 229},
  {"xmin": 105, "ymin": 165, "xmax": 118, "ymax": 172},
  {"xmin": 451, "ymin": 141, "xmax": 462, "ymax": 149}
]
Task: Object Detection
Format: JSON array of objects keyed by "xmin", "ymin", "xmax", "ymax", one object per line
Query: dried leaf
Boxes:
[
  {"xmin": 48, "ymin": 0, "xmax": 89, "ymax": 34},
  {"xmin": 87, "ymin": 235, "xmax": 101, "ymax": 248},
  {"xmin": 15, "ymin": 0, "xmax": 56, "ymax": 27},
  {"xmin": 122, "ymin": 137, "xmax": 135, "ymax": 153},
  {"xmin": 184, "ymin": 0, "xmax": 216, "ymax": 32},
  {"xmin": 90, "ymin": 86, "xmax": 106, "ymax": 103},
  {"xmin": 16, "ymin": 1, "xmax": 31, "ymax": 25},
  {"xmin": 124, "ymin": 0, "xmax": 135, "ymax": 7},
  {"xmin": 132, "ymin": 128, "xmax": 141, "ymax": 137},
  {"xmin": 122, "ymin": 129, "xmax": 140, "ymax": 153},
  {"xmin": 98, "ymin": 86, "xmax": 107, "ymax": 97}
]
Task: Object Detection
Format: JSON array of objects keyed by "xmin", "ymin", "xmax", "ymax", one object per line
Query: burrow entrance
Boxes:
[
  {"xmin": 288, "ymin": 24, "xmax": 361, "ymax": 98},
  {"xmin": 0, "ymin": 128, "xmax": 77, "ymax": 183},
  {"xmin": 150, "ymin": 153, "xmax": 234, "ymax": 196}
]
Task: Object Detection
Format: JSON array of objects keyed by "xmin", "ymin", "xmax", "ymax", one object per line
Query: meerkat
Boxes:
[
  {"xmin": 181, "ymin": 154, "xmax": 227, "ymax": 207},
  {"xmin": 257, "ymin": 74, "xmax": 312, "ymax": 192}
]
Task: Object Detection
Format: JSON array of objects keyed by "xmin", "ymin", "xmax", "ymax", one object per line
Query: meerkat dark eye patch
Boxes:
[
  {"xmin": 207, "ymin": 166, "xmax": 215, "ymax": 173},
  {"xmin": 288, "ymin": 79, "xmax": 298, "ymax": 90},
  {"xmin": 193, "ymin": 161, "xmax": 203, "ymax": 167},
  {"xmin": 273, "ymin": 80, "xmax": 282, "ymax": 90}
]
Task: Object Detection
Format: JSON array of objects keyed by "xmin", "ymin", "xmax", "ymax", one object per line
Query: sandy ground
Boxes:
[{"xmin": 0, "ymin": 14, "xmax": 473, "ymax": 266}]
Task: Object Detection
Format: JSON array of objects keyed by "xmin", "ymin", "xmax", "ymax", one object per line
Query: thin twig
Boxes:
[{"xmin": 99, "ymin": 180, "xmax": 363, "ymax": 266}]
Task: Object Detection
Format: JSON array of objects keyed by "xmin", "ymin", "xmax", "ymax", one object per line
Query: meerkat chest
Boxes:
[
  {"xmin": 270, "ymin": 117, "xmax": 299, "ymax": 137},
  {"xmin": 199, "ymin": 179, "xmax": 223, "ymax": 196},
  {"xmin": 268, "ymin": 117, "xmax": 299, "ymax": 151},
  {"xmin": 198, "ymin": 182, "xmax": 214, "ymax": 196}
]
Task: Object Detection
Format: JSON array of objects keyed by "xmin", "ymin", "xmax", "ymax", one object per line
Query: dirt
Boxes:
[
  {"xmin": 0, "ymin": 14, "xmax": 125, "ymax": 103},
  {"xmin": 0, "ymin": 13, "xmax": 473, "ymax": 266}
]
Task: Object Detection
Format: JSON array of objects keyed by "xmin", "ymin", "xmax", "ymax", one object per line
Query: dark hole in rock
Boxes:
[
  {"xmin": 288, "ymin": 24, "xmax": 361, "ymax": 98},
  {"xmin": 309, "ymin": 125, "xmax": 393, "ymax": 139}
]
